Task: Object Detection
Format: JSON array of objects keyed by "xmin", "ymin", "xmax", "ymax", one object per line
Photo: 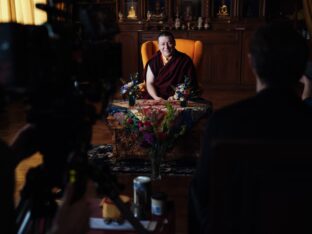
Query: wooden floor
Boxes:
[{"xmin": 0, "ymin": 88, "xmax": 255, "ymax": 234}]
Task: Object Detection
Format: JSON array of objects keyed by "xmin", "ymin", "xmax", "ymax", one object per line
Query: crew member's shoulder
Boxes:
[{"xmin": 213, "ymin": 96, "xmax": 257, "ymax": 117}]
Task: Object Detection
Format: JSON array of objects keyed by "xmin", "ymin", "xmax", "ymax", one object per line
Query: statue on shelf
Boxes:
[
  {"xmin": 217, "ymin": 0, "xmax": 229, "ymax": 17},
  {"xmin": 197, "ymin": 17, "xmax": 203, "ymax": 30},
  {"xmin": 204, "ymin": 18, "xmax": 210, "ymax": 30},
  {"xmin": 118, "ymin": 11, "xmax": 124, "ymax": 22},
  {"xmin": 187, "ymin": 21, "xmax": 191, "ymax": 30},
  {"xmin": 127, "ymin": 1, "xmax": 137, "ymax": 19},
  {"xmin": 147, "ymin": 11, "xmax": 152, "ymax": 21},
  {"xmin": 175, "ymin": 17, "xmax": 181, "ymax": 30}
]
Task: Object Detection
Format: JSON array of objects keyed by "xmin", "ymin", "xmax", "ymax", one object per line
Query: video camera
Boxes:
[
  {"xmin": 0, "ymin": 1, "xmax": 145, "ymax": 233},
  {"xmin": 0, "ymin": 0, "xmax": 121, "ymax": 186}
]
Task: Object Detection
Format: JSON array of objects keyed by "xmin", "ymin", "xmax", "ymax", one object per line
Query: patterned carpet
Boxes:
[{"xmin": 88, "ymin": 144, "xmax": 197, "ymax": 176}]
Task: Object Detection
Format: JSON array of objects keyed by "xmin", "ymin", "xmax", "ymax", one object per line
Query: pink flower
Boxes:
[
  {"xmin": 141, "ymin": 107, "xmax": 152, "ymax": 116},
  {"xmin": 127, "ymin": 118, "xmax": 134, "ymax": 124},
  {"xmin": 143, "ymin": 132, "xmax": 155, "ymax": 145},
  {"xmin": 122, "ymin": 102, "xmax": 187, "ymax": 154},
  {"xmin": 144, "ymin": 121, "xmax": 152, "ymax": 128},
  {"xmin": 138, "ymin": 121, "xmax": 143, "ymax": 128}
]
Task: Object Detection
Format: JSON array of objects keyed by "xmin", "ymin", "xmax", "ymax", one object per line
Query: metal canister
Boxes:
[{"xmin": 133, "ymin": 176, "xmax": 151, "ymax": 219}]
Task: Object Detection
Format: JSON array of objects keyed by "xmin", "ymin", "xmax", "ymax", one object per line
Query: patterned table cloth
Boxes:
[{"xmin": 107, "ymin": 99, "xmax": 212, "ymax": 160}]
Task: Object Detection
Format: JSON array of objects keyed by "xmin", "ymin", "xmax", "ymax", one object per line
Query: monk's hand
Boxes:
[
  {"xmin": 168, "ymin": 96, "xmax": 175, "ymax": 101},
  {"xmin": 154, "ymin": 96, "xmax": 165, "ymax": 101}
]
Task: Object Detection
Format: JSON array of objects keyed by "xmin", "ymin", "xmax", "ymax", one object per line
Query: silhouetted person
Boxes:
[{"xmin": 188, "ymin": 21, "xmax": 312, "ymax": 234}]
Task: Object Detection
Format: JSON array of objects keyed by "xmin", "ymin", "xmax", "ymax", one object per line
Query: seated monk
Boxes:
[{"xmin": 143, "ymin": 31, "xmax": 199, "ymax": 100}]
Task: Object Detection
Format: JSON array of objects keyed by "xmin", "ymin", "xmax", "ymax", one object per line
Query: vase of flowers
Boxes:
[
  {"xmin": 120, "ymin": 73, "xmax": 140, "ymax": 105},
  {"xmin": 128, "ymin": 91, "xmax": 136, "ymax": 106},
  {"xmin": 172, "ymin": 76, "xmax": 200, "ymax": 106},
  {"xmin": 124, "ymin": 102, "xmax": 186, "ymax": 180}
]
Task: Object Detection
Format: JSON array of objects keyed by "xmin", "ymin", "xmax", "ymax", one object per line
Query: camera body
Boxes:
[{"xmin": 1, "ymin": 5, "xmax": 121, "ymax": 232}]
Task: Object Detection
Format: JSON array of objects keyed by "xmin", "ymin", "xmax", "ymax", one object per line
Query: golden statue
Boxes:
[
  {"xmin": 217, "ymin": 0, "xmax": 229, "ymax": 17},
  {"xmin": 127, "ymin": 1, "xmax": 137, "ymax": 19}
]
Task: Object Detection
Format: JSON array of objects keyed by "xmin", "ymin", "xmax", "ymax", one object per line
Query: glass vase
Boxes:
[
  {"xmin": 128, "ymin": 92, "xmax": 136, "ymax": 106},
  {"xmin": 149, "ymin": 146, "xmax": 164, "ymax": 180}
]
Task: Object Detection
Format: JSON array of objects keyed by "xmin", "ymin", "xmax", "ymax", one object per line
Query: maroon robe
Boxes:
[{"xmin": 143, "ymin": 50, "xmax": 198, "ymax": 99}]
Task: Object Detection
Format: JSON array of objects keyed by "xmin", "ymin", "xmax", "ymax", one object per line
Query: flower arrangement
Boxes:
[
  {"xmin": 172, "ymin": 76, "xmax": 200, "ymax": 102},
  {"xmin": 123, "ymin": 102, "xmax": 187, "ymax": 179},
  {"xmin": 120, "ymin": 72, "xmax": 140, "ymax": 98}
]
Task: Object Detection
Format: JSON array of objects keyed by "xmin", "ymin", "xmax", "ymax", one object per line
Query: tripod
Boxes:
[
  {"xmin": 16, "ymin": 151, "xmax": 150, "ymax": 234},
  {"xmin": 16, "ymin": 166, "xmax": 58, "ymax": 234}
]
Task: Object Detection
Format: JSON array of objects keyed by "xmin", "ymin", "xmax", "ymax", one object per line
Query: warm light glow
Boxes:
[
  {"xmin": 127, "ymin": 0, "xmax": 137, "ymax": 19},
  {"xmin": 34, "ymin": 0, "xmax": 47, "ymax": 25},
  {"xmin": 0, "ymin": 0, "xmax": 47, "ymax": 25},
  {"xmin": 0, "ymin": 0, "xmax": 11, "ymax": 22}
]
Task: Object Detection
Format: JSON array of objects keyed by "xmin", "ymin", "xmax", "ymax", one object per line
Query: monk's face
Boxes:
[{"xmin": 158, "ymin": 36, "xmax": 175, "ymax": 58}]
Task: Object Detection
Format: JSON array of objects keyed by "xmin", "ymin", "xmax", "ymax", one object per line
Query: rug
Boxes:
[{"xmin": 88, "ymin": 144, "xmax": 197, "ymax": 176}]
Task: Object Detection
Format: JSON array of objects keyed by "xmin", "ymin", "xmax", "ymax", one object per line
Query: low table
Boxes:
[{"xmin": 107, "ymin": 99, "xmax": 211, "ymax": 160}]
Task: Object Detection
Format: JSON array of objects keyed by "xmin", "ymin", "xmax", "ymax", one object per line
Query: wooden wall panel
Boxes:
[
  {"xmin": 115, "ymin": 31, "xmax": 139, "ymax": 79},
  {"xmin": 116, "ymin": 29, "xmax": 258, "ymax": 90},
  {"xmin": 197, "ymin": 43, "xmax": 212, "ymax": 87},
  {"xmin": 241, "ymin": 30, "xmax": 256, "ymax": 85},
  {"xmin": 190, "ymin": 31, "xmax": 241, "ymax": 86},
  {"xmin": 209, "ymin": 43, "xmax": 240, "ymax": 85}
]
